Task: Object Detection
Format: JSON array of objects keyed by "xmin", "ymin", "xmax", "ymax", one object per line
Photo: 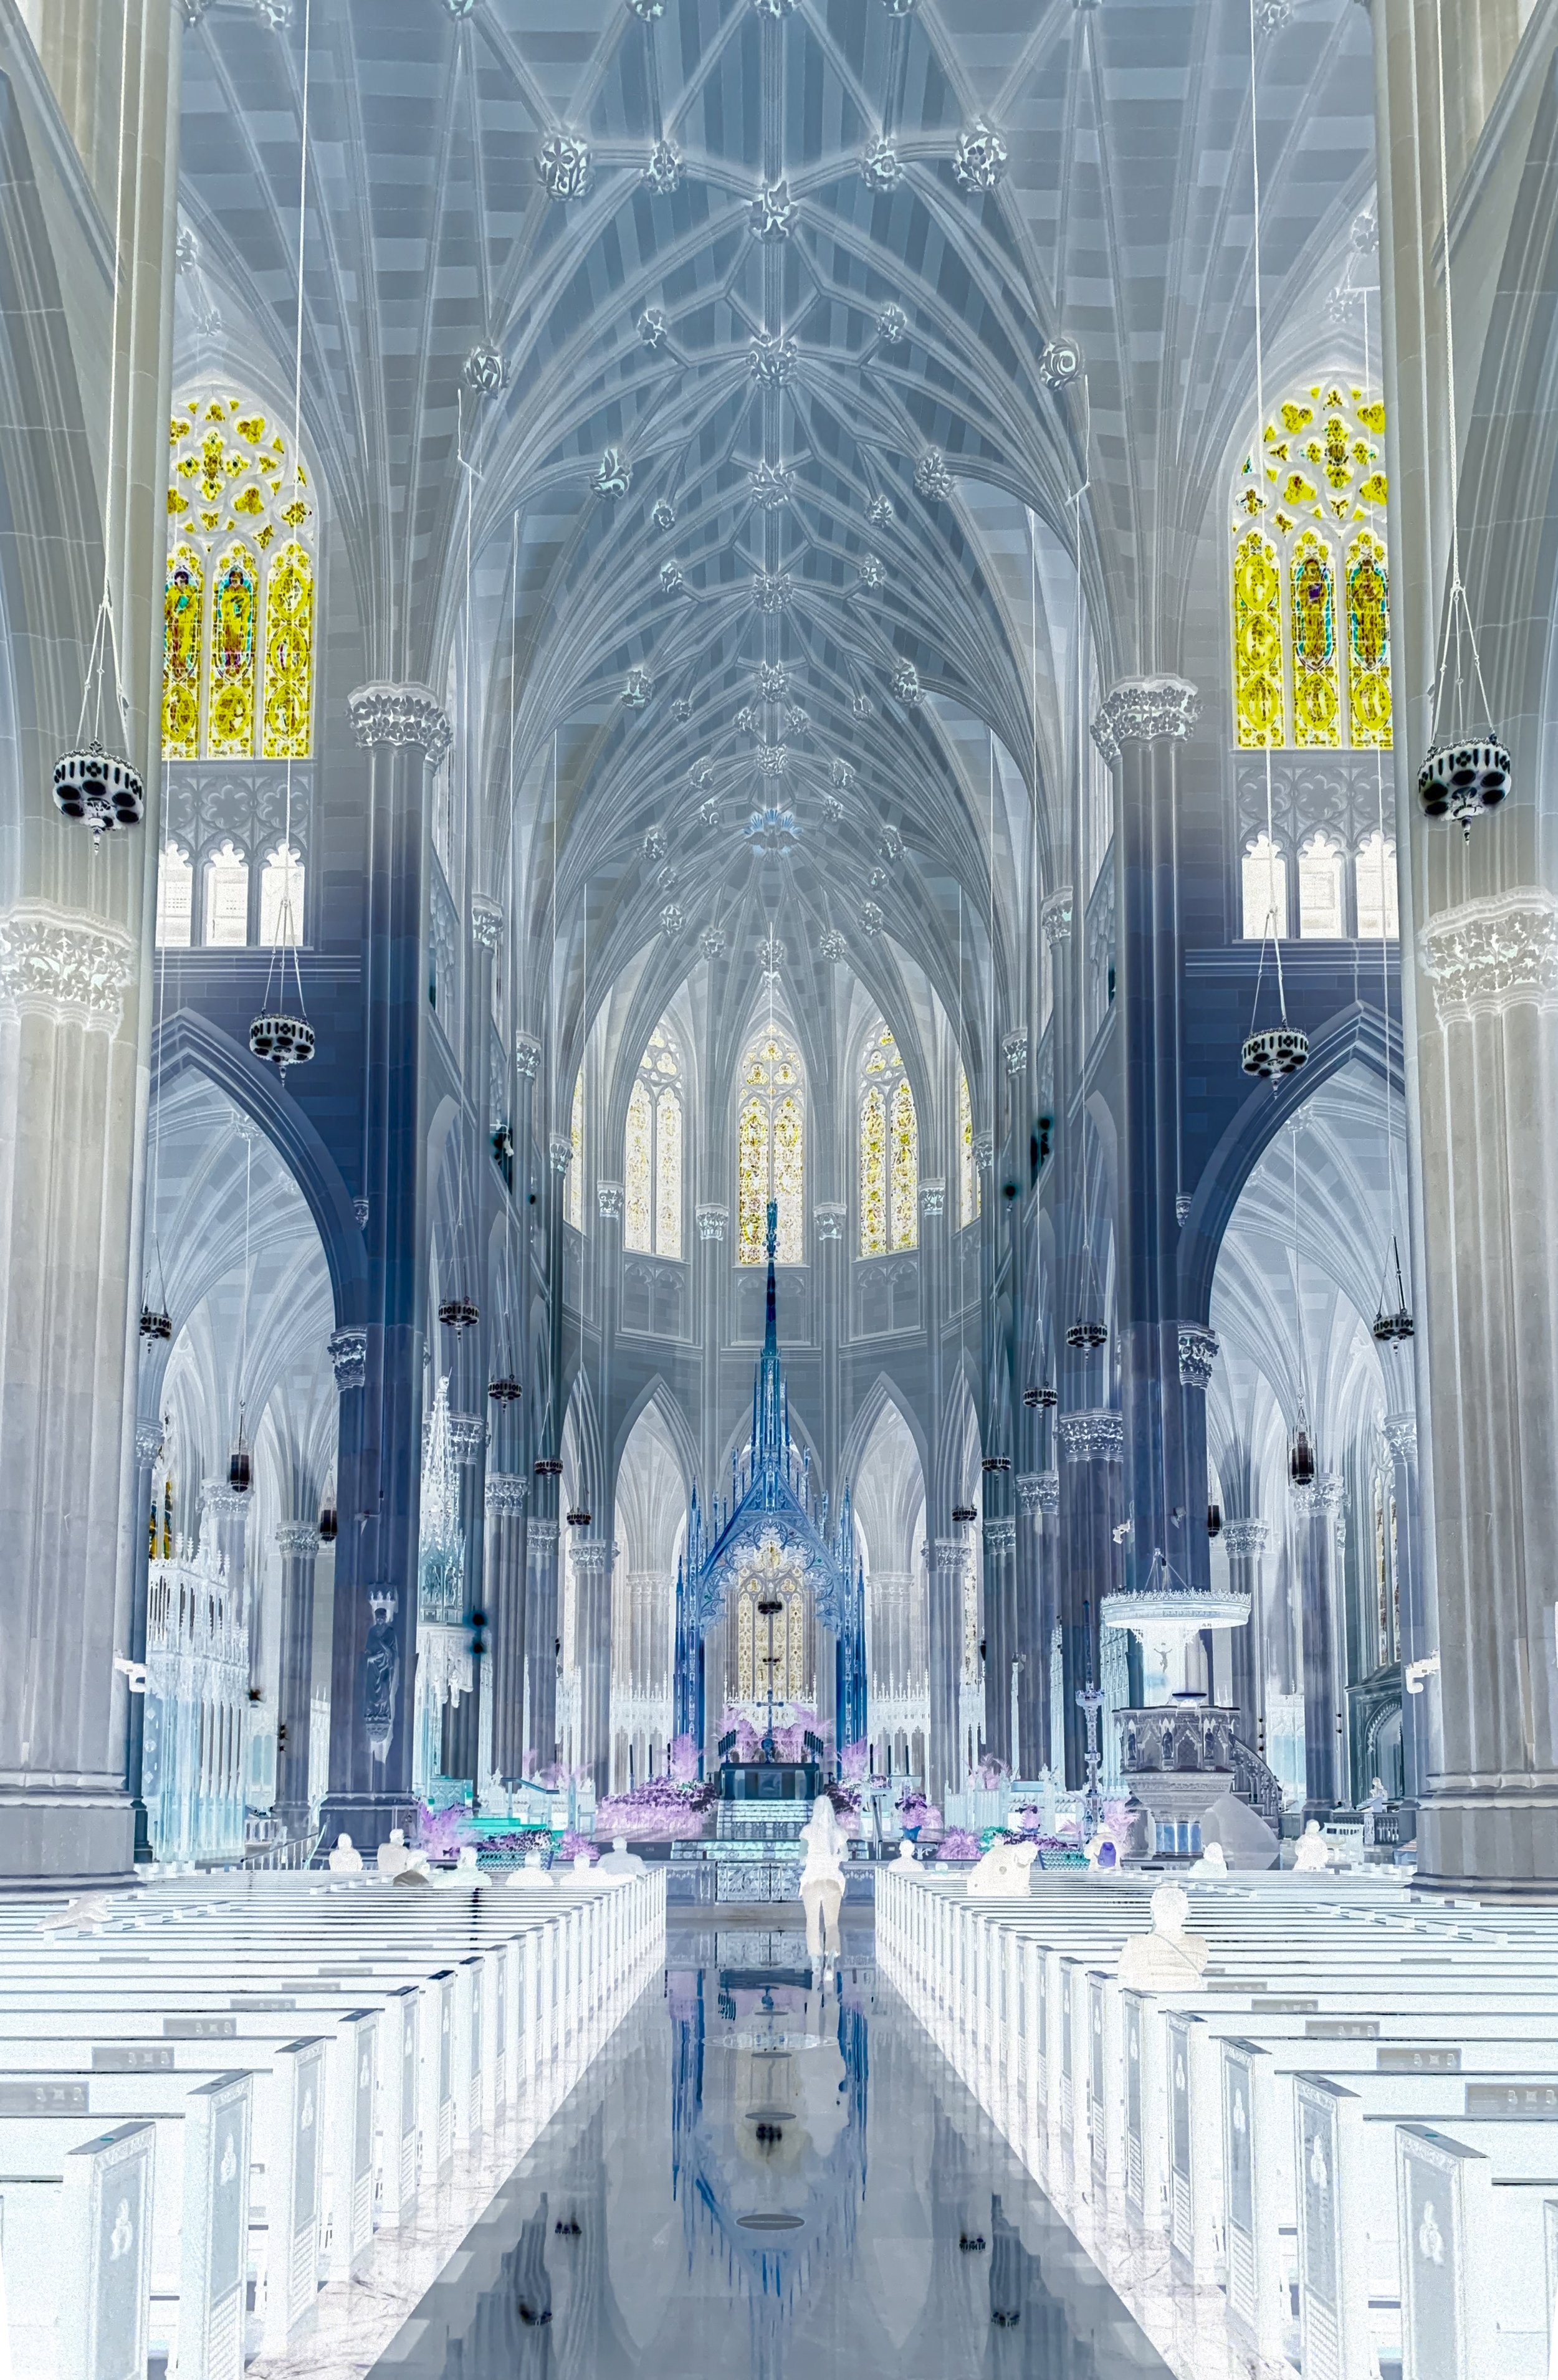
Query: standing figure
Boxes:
[{"xmin": 798, "ymin": 1793, "xmax": 847, "ymax": 1969}]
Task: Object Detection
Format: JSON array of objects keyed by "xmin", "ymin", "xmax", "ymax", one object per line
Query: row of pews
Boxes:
[
  {"xmin": 0, "ymin": 1866, "xmax": 665, "ymax": 2380},
  {"xmin": 878, "ymin": 1862, "xmax": 1557, "ymax": 2380}
]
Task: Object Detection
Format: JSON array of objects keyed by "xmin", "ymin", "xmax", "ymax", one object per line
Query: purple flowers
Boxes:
[
  {"xmin": 939, "ymin": 1827, "xmax": 981, "ymax": 1861},
  {"xmin": 594, "ymin": 1771, "xmax": 714, "ymax": 1840},
  {"xmin": 559, "ymin": 1830, "xmax": 597, "ymax": 1864}
]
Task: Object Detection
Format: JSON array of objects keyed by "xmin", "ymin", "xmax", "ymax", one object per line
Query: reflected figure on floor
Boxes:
[{"xmin": 798, "ymin": 1794, "xmax": 846, "ymax": 1965}]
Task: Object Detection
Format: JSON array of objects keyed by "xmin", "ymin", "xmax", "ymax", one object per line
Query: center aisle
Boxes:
[{"xmin": 371, "ymin": 1914, "xmax": 1169, "ymax": 2380}]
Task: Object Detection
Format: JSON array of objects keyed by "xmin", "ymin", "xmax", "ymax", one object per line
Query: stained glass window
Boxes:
[
  {"xmin": 163, "ymin": 391, "xmax": 315, "ymax": 761},
  {"xmin": 958, "ymin": 1068, "xmax": 978, "ymax": 1227},
  {"xmin": 859, "ymin": 1026, "xmax": 917, "ymax": 1254},
  {"xmin": 737, "ymin": 1029, "xmax": 806, "ymax": 1263},
  {"xmin": 1355, "ymin": 831, "xmax": 1399, "ymax": 941},
  {"xmin": 259, "ymin": 843, "xmax": 304, "ymax": 945},
  {"xmin": 566, "ymin": 1069, "xmax": 583, "ymax": 1231},
  {"xmin": 891, "ymin": 1078, "xmax": 918, "ymax": 1251},
  {"xmin": 204, "ymin": 840, "xmax": 249, "ymax": 946},
  {"xmin": 656, "ymin": 1086, "xmax": 682, "ymax": 1259},
  {"xmin": 1241, "ymin": 832, "xmax": 1287, "ymax": 940},
  {"xmin": 1231, "ymin": 383, "xmax": 1390, "ymax": 751},
  {"xmin": 155, "ymin": 844, "xmax": 193, "ymax": 947},
  {"xmin": 1297, "ymin": 832, "xmax": 1345, "ymax": 938},
  {"xmin": 625, "ymin": 1080, "xmax": 652, "ymax": 1250},
  {"xmin": 860, "ymin": 1088, "xmax": 887, "ymax": 1257}
]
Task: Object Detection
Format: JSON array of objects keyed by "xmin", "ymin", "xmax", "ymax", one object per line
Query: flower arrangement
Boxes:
[
  {"xmin": 416, "ymin": 1801, "xmax": 469, "ymax": 1862},
  {"xmin": 896, "ymin": 1788, "xmax": 942, "ymax": 1837},
  {"xmin": 839, "ymin": 1739, "xmax": 869, "ymax": 1783},
  {"xmin": 939, "ymin": 1827, "xmax": 981, "ymax": 1861},
  {"xmin": 560, "ymin": 1830, "xmax": 597, "ymax": 1863},
  {"xmin": 823, "ymin": 1780, "xmax": 861, "ymax": 1834},
  {"xmin": 594, "ymin": 1771, "xmax": 715, "ymax": 1840},
  {"xmin": 972, "ymin": 1753, "xmax": 1011, "ymax": 1791},
  {"xmin": 667, "ymin": 1733, "xmax": 701, "ymax": 1783}
]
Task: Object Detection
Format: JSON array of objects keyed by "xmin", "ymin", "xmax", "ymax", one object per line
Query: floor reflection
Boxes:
[{"xmin": 372, "ymin": 1920, "xmax": 1170, "ymax": 2380}]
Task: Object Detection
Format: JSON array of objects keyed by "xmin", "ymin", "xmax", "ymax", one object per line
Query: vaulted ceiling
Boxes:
[{"xmin": 177, "ymin": 0, "xmax": 1377, "ymax": 1067}]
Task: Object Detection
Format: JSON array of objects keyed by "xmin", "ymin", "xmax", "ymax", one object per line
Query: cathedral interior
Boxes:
[{"xmin": 0, "ymin": 0, "xmax": 1556, "ymax": 2373}]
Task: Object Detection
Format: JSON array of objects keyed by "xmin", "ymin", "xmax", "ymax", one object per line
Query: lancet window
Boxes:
[
  {"xmin": 958, "ymin": 1067, "xmax": 979, "ymax": 1227},
  {"xmin": 163, "ymin": 391, "xmax": 316, "ymax": 762},
  {"xmin": 565, "ymin": 1069, "xmax": 584, "ymax": 1232},
  {"xmin": 737, "ymin": 1031, "xmax": 805, "ymax": 1265},
  {"xmin": 625, "ymin": 1026, "xmax": 684, "ymax": 1260},
  {"xmin": 1231, "ymin": 383, "xmax": 1390, "ymax": 751},
  {"xmin": 858, "ymin": 1026, "xmax": 917, "ymax": 1257}
]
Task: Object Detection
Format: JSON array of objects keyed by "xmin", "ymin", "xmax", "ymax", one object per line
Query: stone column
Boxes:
[
  {"xmin": 443, "ymin": 1410, "xmax": 485, "ymax": 1786},
  {"xmin": 1056, "ymin": 1411, "xmax": 1123, "ymax": 1787},
  {"xmin": 929, "ymin": 1538, "xmax": 968, "ymax": 1809},
  {"xmin": 1015, "ymin": 1472, "xmax": 1058, "ymax": 1774},
  {"xmin": 1380, "ymin": 1412, "xmax": 1430, "ymax": 1803},
  {"xmin": 526, "ymin": 1515, "xmax": 560, "ymax": 1770},
  {"xmin": 571, "ymin": 1535, "xmax": 614, "ymax": 1789},
  {"xmin": 273, "ymin": 1523, "xmax": 321, "ymax": 1839},
  {"xmin": 485, "ymin": 1472, "xmax": 528, "ymax": 1781},
  {"xmin": 982, "ymin": 1516, "xmax": 1018, "ymax": 1770},
  {"xmin": 324, "ymin": 685, "xmax": 450, "ymax": 1850},
  {"xmin": 1092, "ymin": 679, "xmax": 1210, "ymax": 1616},
  {"xmin": 1223, "ymin": 1519, "xmax": 1270, "ymax": 1751},
  {"xmin": 123, "ymin": 1417, "xmax": 163, "ymax": 1855},
  {"xmin": 1291, "ymin": 1475, "xmax": 1346, "ymax": 1815}
]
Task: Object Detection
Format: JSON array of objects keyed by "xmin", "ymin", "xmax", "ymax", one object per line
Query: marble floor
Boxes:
[{"xmin": 365, "ymin": 1911, "xmax": 1172, "ymax": 2380}]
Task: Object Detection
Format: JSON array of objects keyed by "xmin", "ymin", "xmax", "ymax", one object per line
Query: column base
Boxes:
[
  {"xmin": 316, "ymin": 1789, "xmax": 423, "ymax": 1864},
  {"xmin": 0, "ymin": 1784, "xmax": 136, "ymax": 1887},
  {"xmin": 1415, "ymin": 1788, "xmax": 1558, "ymax": 1895}
]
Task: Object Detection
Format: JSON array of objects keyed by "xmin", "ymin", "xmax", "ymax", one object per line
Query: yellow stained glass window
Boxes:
[
  {"xmin": 163, "ymin": 388, "xmax": 315, "ymax": 761},
  {"xmin": 891, "ymin": 1077, "xmax": 918, "ymax": 1251},
  {"xmin": 162, "ymin": 547, "xmax": 203, "ymax": 758},
  {"xmin": 1233, "ymin": 529, "xmax": 1283, "ymax": 749},
  {"xmin": 566, "ymin": 1069, "xmax": 583, "ymax": 1231},
  {"xmin": 1231, "ymin": 381, "xmax": 1390, "ymax": 752},
  {"xmin": 656, "ymin": 1086, "xmax": 682, "ymax": 1259},
  {"xmin": 625, "ymin": 1080, "xmax": 652, "ymax": 1250},
  {"xmin": 1290, "ymin": 532, "xmax": 1339, "ymax": 748},
  {"xmin": 860, "ymin": 1087, "xmax": 887, "ymax": 1257},
  {"xmin": 958, "ymin": 1068, "xmax": 978, "ymax": 1227},
  {"xmin": 1346, "ymin": 530, "xmax": 1391, "ymax": 748},
  {"xmin": 208, "ymin": 545, "xmax": 258, "ymax": 757},
  {"xmin": 262, "ymin": 540, "xmax": 314, "ymax": 758},
  {"xmin": 737, "ymin": 1029, "xmax": 806, "ymax": 1263}
]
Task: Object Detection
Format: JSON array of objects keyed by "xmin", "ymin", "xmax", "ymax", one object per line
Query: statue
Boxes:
[
  {"xmin": 966, "ymin": 1837, "xmax": 1038, "ymax": 1897},
  {"xmin": 1293, "ymin": 1819, "xmax": 1331, "ymax": 1872},
  {"xmin": 507, "ymin": 1848, "xmax": 554, "ymax": 1890},
  {"xmin": 363, "ymin": 1593, "xmax": 399, "ymax": 1763},
  {"xmin": 1116, "ymin": 1883, "xmax": 1210, "ymax": 1989},
  {"xmin": 599, "ymin": 1836, "xmax": 644, "ymax": 1878},
  {"xmin": 328, "ymin": 1832, "xmax": 363, "ymax": 1873}
]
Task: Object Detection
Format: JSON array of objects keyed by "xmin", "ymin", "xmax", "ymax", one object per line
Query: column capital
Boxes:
[
  {"xmin": 515, "ymin": 1031, "xmax": 542, "ymax": 1080},
  {"xmin": 1001, "ymin": 1029, "xmax": 1029, "ymax": 1077},
  {"xmin": 813, "ymin": 1202, "xmax": 846, "ymax": 1240},
  {"xmin": 1177, "ymin": 1324, "xmax": 1219, "ymax": 1391},
  {"xmin": 200, "ymin": 1482, "xmax": 249, "ymax": 1516},
  {"xmin": 346, "ymin": 681, "xmax": 451, "ymax": 763},
  {"xmin": 1015, "ymin": 1471, "xmax": 1059, "ymax": 1516},
  {"xmin": 983, "ymin": 1516, "xmax": 1016, "ymax": 1555},
  {"xmin": 972, "ymin": 1132, "xmax": 995, "ymax": 1174},
  {"xmin": 597, "ymin": 1179, "xmax": 624, "ymax": 1220},
  {"xmin": 1381, "ymin": 1411, "xmax": 1418, "ymax": 1462},
  {"xmin": 548, "ymin": 1134, "xmax": 573, "ymax": 1175},
  {"xmin": 1223, "ymin": 1517, "xmax": 1271, "ymax": 1559},
  {"xmin": 528, "ymin": 1519, "xmax": 560, "ymax": 1554},
  {"xmin": 570, "ymin": 1536, "xmax": 613, "ymax": 1574},
  {"xmin": 0, "ymin": 902, "xmax": 135, "ymax": 1035},
  {"xmin": 1041, "ymin": 886, "xmax": 1074, "ymax": 948},
  {"xmin": 449, "ymin": 1414, "xmax": 485, "ymax": 1465},
  {"xmin": 1058, "ymin": 1409, "xmax": 1124, "ymax": 1463},
  {"xmin": 696, "ymin": 1202, "xmax": 729, "ymax": 1241},
  {"xmin": 485, "ymin": 1472, "xmax": 529, "ymax": 1517},
  {"xmin": 134, "ymin": 1421, "xmax": 163, "ymax": 1465},
  {"xmin": 471, "ymin": 895, "xmax": 504, "ymax": 951},
  {"xmin": 1291, "ymin": 1472, "xmax": 1345, "ymax": 1516},
  {"xmin": 275, "ymin": 1523, "xmax": 322, "ymax": 1558},
  {"xmin": 918, "ymin": 1179, "xmax": 947, "ymax": 1216},
  {"xmin": 932, "ymin": 1536, "xmax": 972, "ymax": 1577},
  {"xmin": 1420, "ymin": 887, "xmax": 1558, "ymax": 1024},
  {"xmin": 1090, "ymin": 675, "xmax": 1199, "ymax": 765},
  {"xmin": 327, "ymin": 1328, "xmax": 367, "ymax": 1391}
]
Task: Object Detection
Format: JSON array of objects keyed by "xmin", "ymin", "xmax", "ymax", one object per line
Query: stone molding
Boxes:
[
  {"xmin": 134, "ymin": 1422, "xmax": 163, "ymax": 1464},
  {"xmin": 514, "ymin": 1031, "xmax": 542, "ymax": 1080},
  {"xmin": 471, "ymin": 895, "xmax": 504, "ymax": 951},
  {"xmin": 1177, "ymin": 1324, "xmax": 1218, "ymax": 1391},
  {"xmin": 449, "ymin": 1414, "xmax": 485, "ymax": 1465},
  {"xmin": 347, "ymin": 681, "xmax": 452, "ymax": 764},
  {"xmin": 528, "ymin": 1520, "xmax": 560, "ymax": 1555},
  {"xmin": 1058, "ymin": 1409, "xmax": 1124, "ymax": 1463},
  {"xmin": 327, "ymin": 1328, "xmax": 367, "ymax": 1391},
  {"xmin": 1041, "ymin": 887, "xmax": 1074, "ymax": 948},
  {"xmin": 485, "ymin": 1472, "xmax": 529, "ymax": 1517},
  {"xmin": 1223, "ymin": 1518, "xmax": 1271, "ymax": 1559},
  {"xmin": 696, "ymin": 1203, "xmax": 729, "ymax": 1241},
  {"xmin": 0, "ymin": 902, "xmax": 135, "ymax": 1035},
  {"xmin": 1420, "ymin": 887, "xmax": 1558, "ymax": 1024},
  {"xmin": 1381, "ymin": 1412, "xmax": 1418, "ymax": 1462},
  {"xmin": 983, "ymin": 1517, "xmax": 1016, "ymax": 1555},
  {"xmin": 1091, "ymin": 674, "xmax": 1199, "ymax": 765},
  {"xmin": 275, "ymin": 1523, "xmax": 321, "ymax": 1558},
  {"xmin": 597, "ymin": 1179, "xmax": 624, "ymax": 1219}
]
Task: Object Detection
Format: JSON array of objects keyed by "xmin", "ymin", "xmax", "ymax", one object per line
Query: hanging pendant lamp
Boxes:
[
  {"xmin": 1288, "ymin": 1426, "xmax": 1316, "ymax": 1488},
  {"xmin": 439, "ymin": 1296, "xmax": 480, "ymax": 1331},
  {"xmin": 1372, "ymin": 1235, "xmax": 1415, "ymax": 1343},
  {"xmin": 317, "ymin": 1500, "xmax": 338, "ymax": 1545},
  {"xmin": 488, "ymin": 1374, "xmax": 523, "ymax": 1403},
  {"xmin": 139, "ymin": 1302, "xmax": 172, "ymax": 1343},
  {"xmin": 228, "ymin": 1434, "xmax": 253, "ymax": 1495}
]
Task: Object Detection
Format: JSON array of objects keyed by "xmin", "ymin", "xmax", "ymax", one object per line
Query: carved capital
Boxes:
[
  {"xmin": 570, "ymin": 1536, "xmax": 613, "ymax": 1574},
  {"xmin": 1177, "ymin": 1325, "xmax": 1218, "ymax": 1391},
  {"xmin": 972, "ymin": 1132, "xmax": 995, "ymax": 1173},
  {"xmin": 1292, "ymin": 1472, "xmax": 1346, "ymax": 1517},
  {"xmin": 0, "ymin": 902, "xmax": 135, "ymax": 1034},
  {"xmin": 1092, "ymin": 675, "xmax": 1199, "ymax": 764},
  {"xmin": 1058, "ymin": 1409, "xmax": 1124, "ymax": 1463},
  {"xmin": 485, "ymin": 1472, "xmax": 529, "ymax": 1517},
  {"xmin": 1420, "ymin": 888, "xmax": 1558, "ymax": 1024},
  {"xmin": 514, "ymin": 1032, "xmax": 542, "ymax": 1082},
  {"xmin": 597, "ymin": 1179, "xmax": 624, "ymax": 1220},
  {"xmin": 347, "ymin": 681, "xmax": 452, "ymax": 764},
  {"xmin": 275, "ymin": 1523, "xmax": 322, "ymax": 1559},
  {"xmin": 983, "ymin": 1516, "xmax": 1016, "ymax": 1556},
  {"xmin": 528, "ymin": 1519, "xmax": 560, "ymax": 1555},
  {"xmin": 1041, "ymin": 887, "xmax": 1074, "ymax": 948},
  {"xmin": 449, "ymin": 1414, "xmax": 485, "ymax": 1465},
  {"xmin": 1002, "ymin": 1029, "xmax": 1029, "ymax": 1077},
  {"xmin": 1222, "ymin": 1518, "xmax": 1270, "ymax": 1560},
  {"xmin": 696, "ymin": 1203, "xmax": 729, "ymax": 1242},
  {"xmin": 471, "ymin": 895, "xmax": 504, "ymax": 951},
  {"xmin": 200, "ymin": 1482, "xmax": 249, "ymax": 1516},
  {"xmin": 328, "ymin": 1328, "xmax": 367, "ymax": 1391},
  {"xmin": 1381, "ymin": 1411, "xmax": 1418, "ymax": 1463},
  {"xmin": 932, "ymin": 1537, "xmax": 972, "ymax": 1578},
  {"xmin": 813, "ymin": 1203, "xmax": 846, "ymax": 1240},
  {"xmin": 918, "ymin": 1179, "xmax": 947, "ymax": 1217},
  {"xmin": 548, "ymin": 1133, "xmax": 573, "ymax": 1175}
]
